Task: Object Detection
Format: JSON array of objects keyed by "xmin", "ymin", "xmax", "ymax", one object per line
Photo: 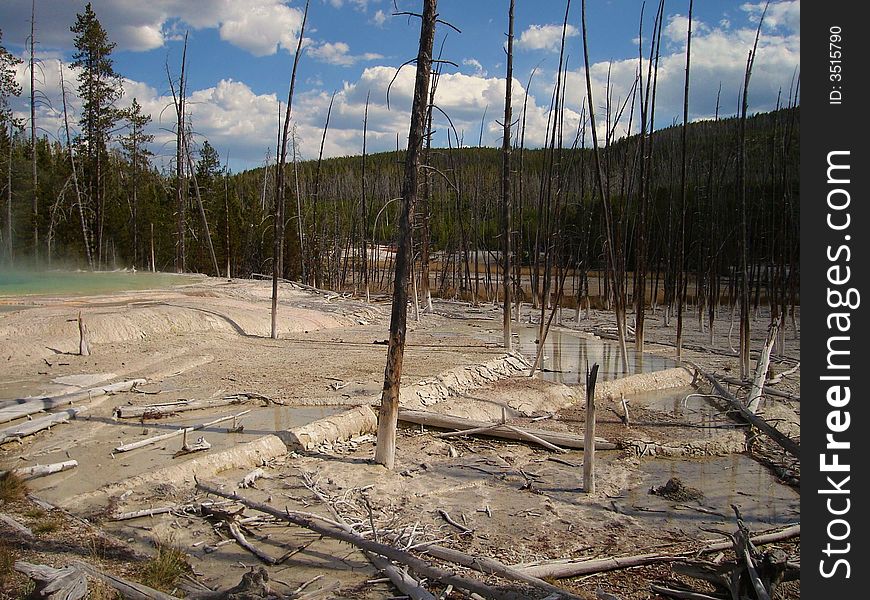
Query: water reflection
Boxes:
[{"xmin": 516, "ymin": 325, "xmax": 677, "ymax": 384}]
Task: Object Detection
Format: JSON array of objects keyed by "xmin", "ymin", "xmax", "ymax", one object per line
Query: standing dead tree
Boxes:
[
  {"xmin": 501, "ymin": 0, "xmax": 515, "ymax": 350},
  {"xmin": 167, "ymin": 32, "xmax": 188, "ymax": 273},
  {"xmin": 739, "ymin": 3, "xmax": 768, "ymax": 378},
  {"xmin": 374, "ymin": 0, "xmax": 437, "ymax": 470},
  {"xmin": 271, "ymin": 0, "xmax": 309, "ymax": 339},
  {"xmin": 675, "ymin": 0, "xmax": 693, "ymax": 361},
  {"xmin": 581, "ymin": 0, "xmax": 629, "ymax": 369}
]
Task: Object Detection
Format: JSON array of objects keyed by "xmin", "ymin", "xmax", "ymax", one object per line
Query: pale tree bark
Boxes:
[{"xmin": 374, "ymin": 0, "xmax": 437, "ymax": 470}]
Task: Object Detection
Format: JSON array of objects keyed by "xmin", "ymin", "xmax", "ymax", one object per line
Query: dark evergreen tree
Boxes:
[{"xmin": 71, "ymin": 2, "xmax": 122, "ymax": 268}]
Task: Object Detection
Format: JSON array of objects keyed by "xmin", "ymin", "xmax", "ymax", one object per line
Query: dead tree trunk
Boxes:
[
  {"xmin": 271, "ymin": 1, "xmax": 308, "ymax": 339},
  {"xmin": 170, "ymin": 32, "xmax": 188, "ymax": 273},
  {"xmin": 374, "ymin": 0, "xmax": 437, "ymax": 470},
  {"xmin": 501, "ymin": 0, "xmax": 515, "ymax": 350},
  {"xmin": 30, "ymin": 0, "xmax": 38, "ymax": 262},
  {"xmin": 675, "ymin": 0, "xmax": 693, "ymax": 361}
]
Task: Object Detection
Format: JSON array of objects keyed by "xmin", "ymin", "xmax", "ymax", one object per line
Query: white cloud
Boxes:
[
  {"xmin": 462, "ymin": 58, "xmax": 487, "ymax": 77},
  {"xmin": 742, "ymin": 1, "xmax": 799, "ymax": 31},
  {"xmin": 0, "ymin": 0, "xmax": 306, "ymax": 56},
  {"xmin": 307, "ymin": 41, "xmax": 384, "ymax": 66},
  {"xmin": 372, "ymin": 9, "xmax": 388, "ymax": 27},
  {"xmin": 516, "ymin": 24, "xmax": 579, "ymax": 52}
]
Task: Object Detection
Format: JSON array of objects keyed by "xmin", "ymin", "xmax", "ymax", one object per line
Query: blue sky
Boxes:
[{"xmin": 1, "ymin": 0, "xmax": 800, "ymax": 172}]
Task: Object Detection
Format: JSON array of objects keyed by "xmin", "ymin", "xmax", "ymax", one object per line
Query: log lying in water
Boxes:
[
  {"xmin": 0, "ymin": 379, "xmax": 144, "ymax": 424},
  {"xmin": 114, "ymin": 392, "xmax": 269, "ymax": 419},
  {"xmin": 397, "ymin": 409, "xmax": 615, "ymax": 451}
]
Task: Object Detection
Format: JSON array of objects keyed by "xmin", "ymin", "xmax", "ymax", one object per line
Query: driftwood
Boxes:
[
  {"xmin": 420, "ymin": 544, "xmax": 585, "ymax": 600},
  {"xmin": 0, "ymin": 409, "xmax": 80, "ymax": 444},
  {"xmin": 747, "ymin": 323, "xmax": 778, "ymax": 414},
  {"xmin": 718, "ymin": 376, "xmax": 799, "ymax": 401},
  {"xmin": 513, "ymin": 524, "xmax": 799, "ymax": 579},
  {"xmin": 196, "ymin": 480, "xmax": 530, "ymax": 600},
  {"xmin": 302, "ymin": 473, "xmax": 436, "ymax": 600},
  {"xmin": 173, "ymin": 435, "xmax": 211, "ymax": 458},
  {"xmin": 112, "ymin": 506, "xmax": 176, "ymax": 521},
  {"xmin": 690, "ymin": 364, "xmax": 799, "ymax": 458},
  {"xmin": 10, "ymin": 460, "xmax": 78, "ymax": 480},
  {"xmin": 74, "ymin": 561, "xmax": 182, "ymax": 600},
  {"xmin": 78, "ymin": 311, "xmax": 90, "ymax": 356},
  {"xmin": 114, "ymin": 393, "xmax": 269, "ymax": 419},
  {"xmin": 1, "ymin": 512, "xmax": 33, "ymax": 537},
  {"xmin": 114, "ymin": 410, "xmax": 250, "ymax": 453},
  {"xmin": 239, "ymin": 468, "xmax": 266, "ymax": 488},
  {"xmin": 0, "ymin": 379, "xmax": 145, "ymax": 424},
  {"xmin": 227, "ymin": 521, "xmax": 292, "ymax": 565},
  {"xmin": 398, "ymin": 410, "xmax": 614, "ymax": 451},
  {"xmin": 14, "ymin": 561, "xmax": 87, "ymax": 600},
  {"xmin": 584, "ymin": 364, "xmax": 600, "ymax": 493}
]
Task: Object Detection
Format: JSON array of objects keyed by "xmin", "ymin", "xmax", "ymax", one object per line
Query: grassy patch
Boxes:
[
  {"xmin": 139, "ymin": 539, "xmax": 189, "ymax": 592},
  {"xmin": 0, "ymin": 471, "xmax": 27, "ymax": 503},
  {"xmin": 32, "ymin": 517, "xmax": 62, "ymax": 534}
]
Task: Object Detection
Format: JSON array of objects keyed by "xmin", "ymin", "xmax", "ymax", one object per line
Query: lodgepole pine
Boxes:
[
  {"xmin": 374, "ymin": 0, "xmax": 437, "ymax": 470},
  {"xmin": 271, "ymin": 0, "xmax": 309, "ymax": 339},
  {"xmin": 501, "ymin": 0, "xmax": 515, "ymax": 350}
]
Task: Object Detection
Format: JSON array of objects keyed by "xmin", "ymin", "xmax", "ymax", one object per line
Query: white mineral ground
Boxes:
[{"xmin": 0, "ymin": 276, "xmax": 799, "ymax": 599}]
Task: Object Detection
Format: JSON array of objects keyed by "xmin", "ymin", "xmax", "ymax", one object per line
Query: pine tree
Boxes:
[
  {"xmin": 118, "ymin": 98, "xmax": 153, "ymax": 268},
  {"xmin": 71, "ymin": 2, "xmax": 122, "ymax": 268},
  {"xmin": 1, "ymin": 29, "xmax": 23, "ymax": 261}
]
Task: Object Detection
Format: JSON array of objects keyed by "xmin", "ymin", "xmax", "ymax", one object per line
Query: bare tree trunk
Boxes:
[
  {"xmin": 374, "ymin": 0, "xmax": 437, "ymax": 470},
  {"xmin": 185, "ymin": 139, "xmax": 220, "ymax": 276},
  {"xmin": 5, "ymin": 126, "xmax": 11, "ymax": 262},
  {"xmin": 675, "ymin": 0, "xmax": 693, "ymax": 361},
  {"xmin": 581, "ymin": 0, "xmax": 629, "ymax": 369},
  {"xmin": 171, "ymin": 32, "xmax": 188, "ymax": 273},
  {"xmin": 271, "ymin": 1, "xmax": 309, "ymax": 339},
  {"xmin": 738, "ymin": 4, "xmax": 768, "ymax": 378},
  {"xmin": 361, "ymin": 92, "xmax": 370, "ymax": 302},
  {"xmin": 501, "ymin": 0, "xmax": 515, "ymax": 350},
  {"xmin": 60, "ymin": 63, "xmax": 92, "ymax": 269},
  {"xmin": 30, "ymin": 0, "xmax": 38, "ymax": 262}
]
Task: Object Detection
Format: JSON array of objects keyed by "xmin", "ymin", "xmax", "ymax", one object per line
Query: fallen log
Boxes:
[
  {"xmin": 10, "ymin": 460, "xmax": 79, "ymax": 480},
  {"xmin": 1, "ymin": 512, "xmax": 33, "ymax": 537},
  {"xmin": 513, "ymin": 524, "xmax": 799, "ymax": 579},
  {"xmin": 301, "ymin": 472, "xmax": 436, "ymax": 600},
  {"xmin": 690, "ymin": 364, "xmax": 799, "ymax": 458},
  {"xmin": 73, "ymin": 561, "xmax": 182, "ymax": 600},
  {"xmin": 0, "ymin": 409, "xmax": 80, "ymax": 445},
  {"xmin": 196, "ymin": 480, "xmax": 530, "ymax": 600},
  {"xmin": 0, "ymin": 379, "xmax": 145, "ymax": 424},
  {"xmin": 398, "ymin": 410, "xmax": 614, "ymax": 451},
  {"xmin": 420, "ymin": 544, "xmax": 585, "ymax": 600},
  {"xmin": 114, "ymin": 410, "xmax": 250, "ymax": 453},
  {"xmin": 14, "ymin": 561, "xmax": 87, "ymax": 600},
  {"xmin": 114, "ymin": 393, "xmax": 268, "ymax": 419},
  {"xmin": 747, "ymin": 324, "xmax": 778, "ymax": 415},
  {"xmin": 718, "ymin": 376, "xmax": 799, "ymax": 402}
]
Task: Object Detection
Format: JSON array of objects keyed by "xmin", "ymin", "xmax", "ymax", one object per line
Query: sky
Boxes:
[{"xmin": 0, "ymin": 0, "xmax": 800, "ymax": 173}]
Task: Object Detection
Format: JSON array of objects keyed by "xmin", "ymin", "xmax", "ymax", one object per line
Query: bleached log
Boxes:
[
  {"xmin": 78, "ymin": 311, "xmax": 90, "ymax": 356},
  {"xmin": 227, "ymin": 521, "xmax": 289, "ymax": 565},
  {"xmin": 114, "ymin": 410, "xmax": 250, "ymax": 453},
  {"xmin": 14, "ymin": 561, "xmax": 87, "ymax": 600},
  {"xmin": 12, "ymin": 460, "xmax": 78, "ymax": 480},
  {"xmin": 513, "ymin": 524, "xmax": 800, "ymax": 580},
  {"xmin": 114, "ymin": 393, "xmax": 269, "ymax": 419},
  {"xmin": 112, "ymin": 506, "xmax": 176, "ymax": 521},
  {"xmin": 1, "ymin": 512, "xmax": 33, "ymax": 537},
  {"xmin": 73, "ymin": 561, "xmax": 182, "ymax": 600},
  {"xmin": 0, "ymin": 409, "xmax": 80, "ymax": 444},
  {"xmin": 420, "ymin": 544, "xmax": 585, "ymax": 600},
  {"xmin": 239, "ymin": 468, "xmax": 266, "ymax": 488},
  {"xmin": 0, "ymin": 379, "xmax": 145, "ymax": 424},
  {"xmin": 747, "ymin": 323, "xmax": 778, "ymax": 414},
  {"xmin": 719, "ymin": 376, "xmax": 799, "ymax": 401},
  {"xmin": 398, "ymin": 409, "xmax": 614, "ymax": 451},
  {"xmin": 196, "ymin": 480, "xmax": 526, "ymax": 600},
  {"xmin": 691, "ymin": 364, "xmax": 799, "ymax": 458}
]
